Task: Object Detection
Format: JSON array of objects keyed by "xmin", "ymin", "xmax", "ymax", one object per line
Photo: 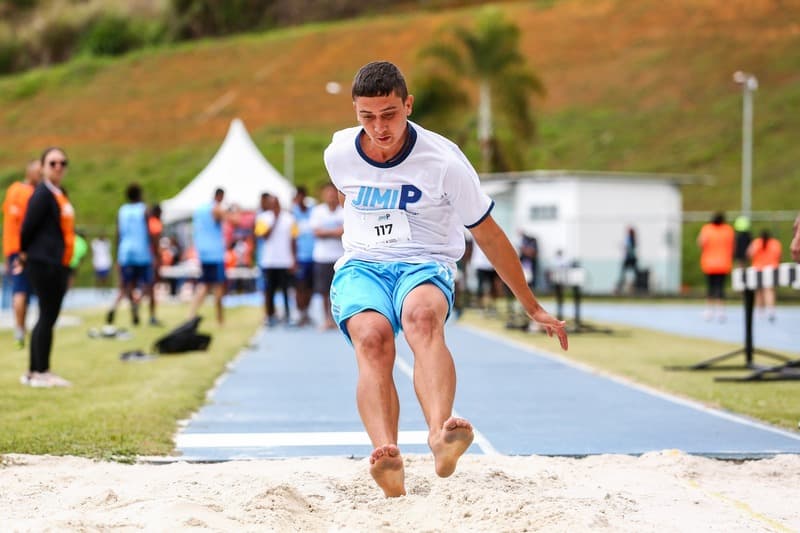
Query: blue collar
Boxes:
[{"xmin": 355, "ymin": 123, "xmax": 417, "ymax": 168}]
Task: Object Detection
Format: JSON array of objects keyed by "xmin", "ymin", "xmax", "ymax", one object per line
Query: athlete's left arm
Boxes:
[{"xmin": 470, "ymin": 215, "xmax": 568, "ymax": 350}]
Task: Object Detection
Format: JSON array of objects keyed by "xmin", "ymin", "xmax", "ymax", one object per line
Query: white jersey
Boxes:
[
  {"xmin": 310, "ymin": 203, "xmax": 345, "ymax": 263},
  {"xmin": 256, "ymin": 210, "xmax": 297, "ymax": 269},
  {"xmin": 91, "ymin": 238, "xmax": 113, "ymax": 270},
  {"xmin": 323, "ymin": 121, "xmax": 493, "ymax": 272}
]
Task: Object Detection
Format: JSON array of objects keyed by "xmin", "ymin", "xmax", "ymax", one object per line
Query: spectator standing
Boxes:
[
  {"xmin": 106, "ymin": 184, "xmax": 158, "ymax": 327},
  {"xmin": 470, "ymin": 241, "xmax": 499, "ymax": 315},
  {"xmin": 255, "ymin": 194, "xmax": 297, "ymax": 326},
  {"xmin": 292, "ymin": 186, "xmax": 315, "ymax": 326},
  {"xmin": 697, "ymin": 212, "xmax": 734, "ymax": 322},
  {"xmin": 791, "ymin": 213, "xmax": 800, "ymax": 262},
  {"xmin": 310, "ymin": 183, "xmax": 344, "ymax": 330},
  {"xmin": 68, "ymin": 229, "xmax": 89, "ymax": 288},
  {"xmin": 733, "ymin": 215, "xmax": 752, "ymax": 268},
  {"xmin": 147, "ymin": 203, "xmax": 163, "ymax": 326},
  {"xmin": 2, "ymin": 159, "xmax": 41, "ymax": 349},
  {"xmin": 615, "ymin": 226, "xmax": 638, "ymax": 294},
  {"xmin": 747, "ymin": 229, "xmax": 782, "ymax": 322},
  {"xmin": 90, "ymin": 233, "xmax": 113, "ymax": 290},
  {"xmin": 189, "ymin": 188, "xmax": 232, "ymax": 325},
  {"xmin": 19, "ymin": 147, "xmax": 74, "ymax": 388},
  {"xmin": 519, "ymin": 232, "xmax": 539, "ymax": 290}
]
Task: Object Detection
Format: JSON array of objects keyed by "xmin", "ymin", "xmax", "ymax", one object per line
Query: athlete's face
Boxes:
[{"xmin": 354, "ymin": 91, "xmax": 414, "ymax": 157}]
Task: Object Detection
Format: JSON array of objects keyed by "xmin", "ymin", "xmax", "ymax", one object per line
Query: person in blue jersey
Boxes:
[
  {"xmin": 189, "ymin": 188, "xmax": 235, "ymax": 325},
  {"xmin": 291, "ymin": 186, "xmax": 315, "ymax": 327},
  {"xmin": 106, "ymin": 183, "xmax": 158, "ymax": 326},
  {"xmin": 324, "ymin": 61, "xmax": 568, "ymax": 497}
]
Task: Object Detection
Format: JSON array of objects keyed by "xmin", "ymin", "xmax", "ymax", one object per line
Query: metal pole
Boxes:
[
  {"xmin": 734, "ymin": 71, "xmax": 757, "ymax": 219},
  {"xmin": 742, "ymin": 84, "xmax": 753, "ymax": 219}
]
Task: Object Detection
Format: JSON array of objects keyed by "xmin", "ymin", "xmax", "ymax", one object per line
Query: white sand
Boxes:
[{"xmin": 2, "ymin": 451, "xmax": 799, "ymax": 532}]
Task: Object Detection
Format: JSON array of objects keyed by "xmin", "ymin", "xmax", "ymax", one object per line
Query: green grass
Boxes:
[
  {"xmin": 0, "ymin": 301, "xmax": 261, "ymax": 459},
  {"xmin": 459, "ymin": 307, "xmax": 800, "ymax": 431}
]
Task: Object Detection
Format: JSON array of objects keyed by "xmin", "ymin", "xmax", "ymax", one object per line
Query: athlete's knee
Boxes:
[
  {"xmin": 351, "ymin": 324, "xmax": 394, "ymax": 366},
  {"xmin": 403, "ymin": 304, "xmax": 442, "ymax": 343}
]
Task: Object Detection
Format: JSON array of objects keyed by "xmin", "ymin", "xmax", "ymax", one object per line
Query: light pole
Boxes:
[{"xmin": 733, "ymin": 71, "xmax": 758, "ymax": 219}]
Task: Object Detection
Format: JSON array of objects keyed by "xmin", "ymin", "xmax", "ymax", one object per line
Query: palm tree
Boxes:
[{"xmin": 417, "ymin": 7, "xmax": 544, "ymax": 172}]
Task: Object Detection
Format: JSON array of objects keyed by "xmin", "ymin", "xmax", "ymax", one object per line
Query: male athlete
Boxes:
[{"xmin": 324, "ymin": 61, "xmax": 568, "ymax": 497}]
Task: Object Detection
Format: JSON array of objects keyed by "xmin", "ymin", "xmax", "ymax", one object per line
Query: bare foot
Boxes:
[
  {"xmin": 369, "ymin": 445, "xmax": 406, "ymax": 497},
  {"xmin": 429, "ymin": 417, "xmax": 474, "ymax": 478}
]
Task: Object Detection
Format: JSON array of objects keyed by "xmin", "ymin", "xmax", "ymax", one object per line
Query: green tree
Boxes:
[{"xmin": 417, "ymin": 7, "xmax": 544, "ymax": 172}]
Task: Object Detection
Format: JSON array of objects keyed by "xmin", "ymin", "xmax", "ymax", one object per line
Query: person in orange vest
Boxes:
[
  {"xmin": 2, "ymin": 159, "xmax": 41, "ymax": 349},
  {"xmin": 19, "ymin": 147, "xmax": 75, "ymax": 388},
  {"xmin": 747, "ymin": 229, "xmax": 782, "ymax": 322},
  {"xmin": 697, "ymin": 212, "xmax": 734, "ymax": 322}
]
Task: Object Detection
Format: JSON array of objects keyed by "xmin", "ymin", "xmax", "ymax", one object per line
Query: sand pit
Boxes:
[{"xmin": 2, "ymin": 451, "xmax": 798, "ymax": 531}]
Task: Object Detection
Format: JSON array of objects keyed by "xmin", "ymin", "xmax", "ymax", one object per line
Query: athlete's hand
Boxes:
[{"xmin": 528, "ymin": 307, "xmax": 569, "ymax": 351}]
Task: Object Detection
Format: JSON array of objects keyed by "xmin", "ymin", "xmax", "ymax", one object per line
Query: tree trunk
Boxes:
[{"xmin": 477, "ymin": 79, "xmax": 493, "ymax": 173}]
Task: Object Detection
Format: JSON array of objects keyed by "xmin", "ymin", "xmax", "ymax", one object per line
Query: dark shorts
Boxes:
[
  {"xmin": 313, "ymin": 262, "xmax": 336, "ymax": 294},
  {"xmin": 706, "ymin": 273, "xmax": 727, "ymax": 299},
  {"xmin": 7, "ymin": 253, "xmax": 32, "ymax": 296},
  {"xmin": 120, "ymin": 264, "xmax": 153, "ymax": 285},
  {"xmin": 95, "ymin": 268, "xmax": 111, "ymax": 280},
  {"xmin": 199, "ymin": 262, "xmax": 226, "ymax": 285},
  {"xmin": 294, "ymin": 260, "xmax": 314, "ymax": 287},
  {"xmin": 476, "ymin": 268, "xmax": 497, "ymax": 295}
]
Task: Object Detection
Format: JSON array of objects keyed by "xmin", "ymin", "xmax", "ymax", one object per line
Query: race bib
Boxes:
[{"xmin": 346, "ymin": 208, "xmax": 412, "ymax": 249}]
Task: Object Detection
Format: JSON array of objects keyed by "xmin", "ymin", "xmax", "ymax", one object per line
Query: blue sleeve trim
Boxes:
[{"xmin": 465, "ymin": 200, "xmax": 494, "ymax": 229}]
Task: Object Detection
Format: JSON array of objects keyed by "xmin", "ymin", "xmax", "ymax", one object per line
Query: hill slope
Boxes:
[{"xmin": 1, "ymin": 0, "xmax": 798, "ymax": 228}]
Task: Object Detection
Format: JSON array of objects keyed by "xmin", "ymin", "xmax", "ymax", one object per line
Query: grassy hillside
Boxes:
[{"xmin": 1, "ymin": 0, "xmax": 799, "ymax": 283}]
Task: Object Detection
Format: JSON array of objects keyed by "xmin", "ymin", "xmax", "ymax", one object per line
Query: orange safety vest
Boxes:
[
  {"xmin": 749, "ymin": 238, "xmax": 782, "ymax": 270},
  {"xmin": 699, "ymin": 223, "xmax": 734, "ymax": 275},
  {"xmin": 2, "ymin": 181, "xmax": 34, "ymax": 256},
  {"xmin": 46, "ymin": 182, "xmax": 75, "ymax": 266}
]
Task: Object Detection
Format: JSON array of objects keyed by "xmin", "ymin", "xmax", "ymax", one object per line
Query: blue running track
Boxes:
[{"xmin": 176, "ymin": 318, "xmax": 800, "ymax": 461}]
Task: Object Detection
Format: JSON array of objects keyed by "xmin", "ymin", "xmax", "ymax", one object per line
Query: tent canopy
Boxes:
[{"xmin": 161, "ymin": 118, "xmax": 294, "ymax": 223}]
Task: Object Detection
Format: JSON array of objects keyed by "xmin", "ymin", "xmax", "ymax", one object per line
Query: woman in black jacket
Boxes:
[{"xmin": 19, "ymin": 147, "xmax": 75, "ymax": 388}]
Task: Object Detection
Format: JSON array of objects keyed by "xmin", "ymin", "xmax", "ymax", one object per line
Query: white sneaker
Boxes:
[
  {"xmin": 41, "ymin": 372, "xmax": 72, "ymax": 387},
  {"xmin": 23, "ymin": 373, "xmax": 55, "ymax": 388}
]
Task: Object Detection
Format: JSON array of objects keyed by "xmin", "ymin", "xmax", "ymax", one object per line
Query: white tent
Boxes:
[{"xmin": 161, "ymin": 118, "xmax": 294, "ymax": 223}]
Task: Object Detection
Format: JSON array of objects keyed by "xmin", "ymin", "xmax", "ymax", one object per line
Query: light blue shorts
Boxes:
[{"xmin": 331, "ymin": 260, "xmax": 455, "ymax": 345}]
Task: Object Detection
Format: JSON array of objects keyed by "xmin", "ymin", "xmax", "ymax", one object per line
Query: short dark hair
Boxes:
[
  {"xmin": 352, "ymin": 61, "xmax": 408, "ymax": 101},
  {"xmin": 151, "ymin": 203, "xmax": 162, "ymax": 218},
  {"xmin": 214, "ymin": 188, "xmax": 225, "ymax": 200},
  {"xmin": 711, "ymin": 212, "xmax": 725, "ymax": 225},
  {"xmin": 126, "ymin": 183, "xmax": 142, "ymax": 203}
]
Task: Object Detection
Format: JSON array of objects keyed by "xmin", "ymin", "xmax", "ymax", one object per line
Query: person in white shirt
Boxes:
[
  {"xmin": 310, "ymin": 183, "xmax": 344, "ymax": 330},
  {"xmin": 255, "ymin": 193, "xmax": 297, "ymax": 326},
  {"xmin": 91, "ymin": 234, "xmax": 113, "ymax": 289},
  {"xmin": 324, "ymin": 61, "xmax": 567, "ymax": 498}
]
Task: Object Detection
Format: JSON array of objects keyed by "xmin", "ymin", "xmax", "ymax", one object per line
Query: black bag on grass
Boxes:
[{"xmin": 152, "ymin": 317, "xmax": 212, "ymax": 354}]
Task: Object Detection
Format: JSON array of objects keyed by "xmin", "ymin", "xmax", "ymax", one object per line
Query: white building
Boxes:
[{"xmin": 481, "ymin": 170, "xmax": 702, "ymax": 294}]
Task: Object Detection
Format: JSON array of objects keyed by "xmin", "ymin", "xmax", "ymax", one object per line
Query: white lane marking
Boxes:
[
  {"xmin": 177, "ymin": 431, "xmax": 430, "ymax": 449},
  {"xmin": 462, "ymin": 324, "xmax": 800, "ymax": 444},
  {"xmin": 394, "ymin": 356, "xmax": 501, "ymax": 456}
]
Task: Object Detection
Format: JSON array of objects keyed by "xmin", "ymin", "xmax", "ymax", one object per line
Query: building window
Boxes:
[{"xmin": 529, "ymin": 205, "xmax": 558, "ymax": 221}]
